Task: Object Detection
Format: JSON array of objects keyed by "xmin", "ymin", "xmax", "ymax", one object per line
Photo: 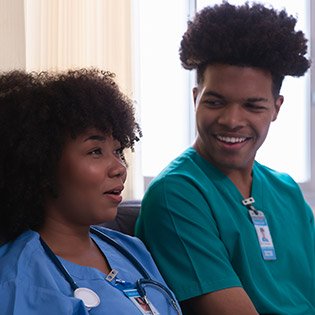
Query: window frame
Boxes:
[{"xmin": 300, "ymin": 0, "xmax": 315, "ymax": 206}]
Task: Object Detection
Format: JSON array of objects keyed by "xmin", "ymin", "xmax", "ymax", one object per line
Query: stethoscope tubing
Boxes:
[
  {"xmin": 90, "ymin": 227, "xmax": 151, "ymax": 279},
  {"xmin": 39, "ymin": 227, "xmax": 181, "ymax": 314},
  {"xmin": 39, "ymin": 237, "xmax": 79, "ymax": 292}
]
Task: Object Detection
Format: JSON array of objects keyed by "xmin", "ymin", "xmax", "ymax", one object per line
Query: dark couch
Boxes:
[{"xmin": 99, "ymin": 200, "xmax": 141, "ymax": 236}]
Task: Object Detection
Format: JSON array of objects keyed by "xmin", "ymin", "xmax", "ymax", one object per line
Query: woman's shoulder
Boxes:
[
  {"xmin": 91, "ymin": 226, "xmax": 146, "ymax": 252},
  {"xmin": 0, "ymin": 230, "xmax": 42, "ymax": 282},
  {"xmin": 0, "ymin": 230, "xmax": 41, "ymax": 258}
]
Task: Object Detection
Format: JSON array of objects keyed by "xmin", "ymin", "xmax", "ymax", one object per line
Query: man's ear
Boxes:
[
  {"xmin": 272, "ymin": 95, "xmax": 284, "ymax": 121},
  {"xmin": 193, "ymin": 87, "xmax": 198, "ymax": 108}
]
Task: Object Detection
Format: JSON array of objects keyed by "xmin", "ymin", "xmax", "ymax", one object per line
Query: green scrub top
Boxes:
[{"xmin": 136, "ymin": 147, "xmax": 315, "ymax": 315}]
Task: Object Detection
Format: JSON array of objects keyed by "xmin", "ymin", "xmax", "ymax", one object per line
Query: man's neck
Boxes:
[{"xmin": 225, "ymin": 170, "xmax": 253, "ymax": 198}]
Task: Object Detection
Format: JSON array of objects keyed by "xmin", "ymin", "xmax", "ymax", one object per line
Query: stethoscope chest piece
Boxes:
[{"xmin": 74, "ymin": 287, "xmax": 100, "ymax": 310}]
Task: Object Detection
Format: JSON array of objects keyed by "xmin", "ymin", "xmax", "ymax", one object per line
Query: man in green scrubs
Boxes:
[{"xmin": 136, "ymin": 2, "xmax": 315, "ymax": 314}]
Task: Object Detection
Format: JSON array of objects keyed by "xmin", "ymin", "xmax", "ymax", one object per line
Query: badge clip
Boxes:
[{"xmin": 106, "ymin": 269, "xmax": 119, "ymax": 282}]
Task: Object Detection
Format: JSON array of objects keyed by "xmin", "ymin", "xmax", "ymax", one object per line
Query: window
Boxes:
[{"xmin": 133, "ymin": 0, "xmax": 193, "ymax": 183}]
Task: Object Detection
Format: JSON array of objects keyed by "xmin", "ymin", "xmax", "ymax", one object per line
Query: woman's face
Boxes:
[{"xmin": 45, "ymin": 129, "xmax": 127, "ymax": 227}]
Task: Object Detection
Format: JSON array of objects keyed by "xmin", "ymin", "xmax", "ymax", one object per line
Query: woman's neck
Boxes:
[
  {"xmin": 39, "ymin": 218, "xmax": 111, "ymax": 274},
  {"xmin": 39, "ymin": 217, "xmax": 92, "ymax": 256}
]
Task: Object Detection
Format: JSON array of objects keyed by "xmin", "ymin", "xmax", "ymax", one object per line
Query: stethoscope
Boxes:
[{"xmin": 39, "ymin": 227, "xmax": 181, "ymax": 314}]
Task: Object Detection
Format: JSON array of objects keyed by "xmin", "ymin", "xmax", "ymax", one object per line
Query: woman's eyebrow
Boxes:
[{"xmin": 83, "ymin": 135, "xmax": 106, "ymax": 142}]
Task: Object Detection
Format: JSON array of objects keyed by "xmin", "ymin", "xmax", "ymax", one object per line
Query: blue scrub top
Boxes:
[{"xmin": 0, "ymin": 227, "xmax": 181, "ymax": 315}]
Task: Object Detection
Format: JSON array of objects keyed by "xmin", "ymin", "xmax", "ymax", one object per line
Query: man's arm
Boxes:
[{"xmin": 180, "ymin": 287, "xmax": 259, "ymax": 315}]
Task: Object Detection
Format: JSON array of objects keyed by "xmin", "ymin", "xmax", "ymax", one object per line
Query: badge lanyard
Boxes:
[
  {"xmin": 39, "ymin": 227, "xmax": 181, "ymax": 314},
  {"xmin": 242, "ymin": 197, "xmax": 277, "ymax": 260},
  {"xmin": 105, "ymin": 269, "xmax": 160, "ymax": 315}
]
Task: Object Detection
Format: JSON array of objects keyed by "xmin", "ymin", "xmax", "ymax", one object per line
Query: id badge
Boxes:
[
  {"xmin": 248, "ymin": 210, "xmax": 276, "ymax": 260},
  {"xmin": 123, "ymin": 289, "xmax": 160, "ymax": 315}
]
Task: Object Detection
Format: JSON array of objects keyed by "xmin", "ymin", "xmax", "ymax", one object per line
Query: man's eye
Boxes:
[
  {"xmin": 245, "ymin": 103, "xmax": 265, "ymax": 111},
  {"xmin": 204, "ymin": 100, "xmax": 223, "ymax": 107}
]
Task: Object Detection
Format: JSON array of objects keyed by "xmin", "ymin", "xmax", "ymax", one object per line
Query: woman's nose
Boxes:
[{"xmin": 109, "ymin": 158, "xmax": 127, "ymax": 181}]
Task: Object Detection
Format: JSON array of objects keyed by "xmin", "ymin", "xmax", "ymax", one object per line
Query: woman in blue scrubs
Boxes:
[{"xmin": 0, "ymin": 69, "xmax": 181, "ymax": 315}]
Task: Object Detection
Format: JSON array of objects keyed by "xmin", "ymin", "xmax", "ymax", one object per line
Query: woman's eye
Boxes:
[
  {"xmin": 89, "ymin": 148, "xmax": 102, "ymax": 156},
  {"xmin": 115, "ymin": 148, "xmax": 123, "ymax": 158},
  {"xmin": 115, "ymin": 148, "xmax": 127, "ymax": 163}
]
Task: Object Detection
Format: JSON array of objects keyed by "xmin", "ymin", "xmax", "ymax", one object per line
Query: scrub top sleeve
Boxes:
[
  {"xmin": 0, "ymin": 279, "xmax": 88, "ymax": 315},
  {"xmin": 306, "ymin": 203, "xmax": 315, "ymax": 253},
  {"xmin": 137, "ymin": 175, "xmax": 242, "ymax": 301}
]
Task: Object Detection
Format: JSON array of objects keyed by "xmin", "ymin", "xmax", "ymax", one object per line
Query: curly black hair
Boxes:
[
  {"xmin": 180, "ymin": 1, "xmax": 310, "ymax": 96},
  {"xmin": 0, "ymin": 68, "xmax": 141, "ymax": 242}
]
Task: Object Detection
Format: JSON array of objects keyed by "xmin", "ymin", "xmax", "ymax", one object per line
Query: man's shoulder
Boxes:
[
  {"xmin": 159, "ymin": 147, "xmax": 199, "ymax": 174},
  {"xmin": 254, "ymin": 161, "xmax": 309, "ymax": 208},
  {"xmin": 254, "ymin": 161, "xmax": 298, "ymax": 188},
  {"xmin": 149, "ymin": 147, "xmax": 214, "ymax": 189}
]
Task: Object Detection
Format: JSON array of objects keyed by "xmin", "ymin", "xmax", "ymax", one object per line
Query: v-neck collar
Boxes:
[{"xmin": 190, "ymin": 147, "xmax": 264, "ymax": 208}]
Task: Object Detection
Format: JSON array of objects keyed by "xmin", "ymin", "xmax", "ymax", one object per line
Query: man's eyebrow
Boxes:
[
  {"xmin": 246, "ymin": 97, "xmax": 269, "ymax": 102},
  {"xmin": 83, "ymin": 135, "xmax": 106, "ymax": 142},
  {"xmin": 203, "ymin": 90, "xmax": 225, "ymax": 99},
  {"xmin": 203, "ymin": 91, "xmax": 269, "ymax": 103}
]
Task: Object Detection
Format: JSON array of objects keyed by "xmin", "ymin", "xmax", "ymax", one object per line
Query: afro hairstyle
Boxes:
[{"xmin": 180, "ymin": 1, "xmax": 310, "ymax": 94}]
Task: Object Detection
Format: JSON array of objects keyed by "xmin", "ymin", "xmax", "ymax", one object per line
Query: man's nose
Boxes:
[{"xmin": 217, "ymin": 104, "xmax": 245, "ymax": 129}]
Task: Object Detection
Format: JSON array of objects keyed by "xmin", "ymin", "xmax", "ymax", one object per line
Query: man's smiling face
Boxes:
[{"xmin": 193, "ymin": 64, "xmax": 283, "ymax": 175}]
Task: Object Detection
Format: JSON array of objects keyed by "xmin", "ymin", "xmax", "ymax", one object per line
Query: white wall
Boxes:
[{"xmin": 0, "ymin": 0, "xmax": 26, "ymax": 70}]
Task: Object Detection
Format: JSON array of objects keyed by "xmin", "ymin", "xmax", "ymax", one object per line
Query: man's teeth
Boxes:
[{"xmin": 217, "ymin": 135, "xmax": 246, "ymax": 143}]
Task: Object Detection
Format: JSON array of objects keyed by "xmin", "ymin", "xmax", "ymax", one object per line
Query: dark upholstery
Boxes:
[{"xmin": 99, "ymin": 200, "xmax": 141, "ymax": 236}]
